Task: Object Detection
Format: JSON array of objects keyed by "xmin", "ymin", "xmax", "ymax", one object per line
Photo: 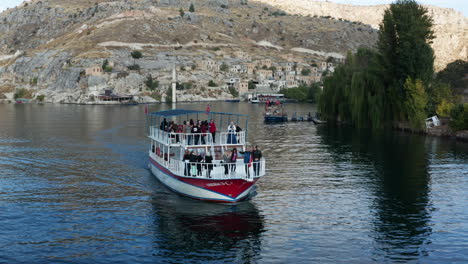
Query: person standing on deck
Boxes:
[
  {"xmin": 196, "ymin": 150, "xmax": 204, "ymax": 177},
  {"xmin": 200, "ymin": 120, "xmax": 208, "ymax": 145},
  {"xmin": 183, "ymin": 150, "xmax": 191, "ymax": 176},
  {"xmin": 230, "ymin": 148, "xmax": 238, "ymax": 174},
  {"xmin": 223, "ymin": 150, "xmax": 230, "ymax": 176},
  {"xmin": 189, "ymin": 150, "xmax": 198, "ymax": 176},
  {"xmin": 186, "ymin": 120, "xmax": 193, "ymax": 145},
  {"xmin": 227, "ymin": 122, "xmax": 237, "ymax": 144},
  {"xmin": 209, "ymin": 119, "xmax": 217, "ymax": 143},
  {"xmin": 239, "ymin": 147, "xmax": 254, "ymax": 178},
  {"xmin": 252, "ymin": 145, "xmax": 262, "ymax": 176},
  {"xmin": 204, "ymin": 151, "xmax": 213, "ymax": 178},
  {"xmin": 160, "ymin": 118, "xmax": 168, "ymax": 131},
  {"xmin": 192, "ymin": 120, "xmax": 200, "ymax": 145}
]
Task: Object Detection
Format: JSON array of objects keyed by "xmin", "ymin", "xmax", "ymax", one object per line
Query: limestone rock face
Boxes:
[
  {"xmin": 0, "ymin": 0, "xmax": 463, "ymax": 103},
  {"xmin": 255, "ymin": 0, "xmax": 467, "ymax": 70}
]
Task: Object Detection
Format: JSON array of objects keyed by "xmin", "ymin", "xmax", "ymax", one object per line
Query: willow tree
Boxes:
[{"xmin": 378, "ymin": 0, "xmax": 434, "ymax": 122}]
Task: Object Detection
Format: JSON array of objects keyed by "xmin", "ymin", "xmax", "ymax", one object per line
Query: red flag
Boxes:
[
  {"xmin": 206, "ymin": 104, "xmax": 211, "ymax": 114},
  {"xmin": 144, "ymin": 104, "xmax": 148, "ymax": 115}
]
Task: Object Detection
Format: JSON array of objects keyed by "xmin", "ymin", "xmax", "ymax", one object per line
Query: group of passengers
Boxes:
[
  {"xmin": 183, "ymin": 149, "xmax": 214, "ymax": 178},
  {"xmin": 181, "ymin": 146, "xmax": 262, "ymax": 178},
  {"xmin": 160, "ymin": 118, "xmax": 243, "ymax": 145},
  {"xmin": 160, "ymin": 118, "xmax": 217, "ymax": 145}
]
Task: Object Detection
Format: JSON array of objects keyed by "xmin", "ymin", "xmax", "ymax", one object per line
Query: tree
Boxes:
[
  {"xmin": 402, "ymin": 78, "xmax": 428, "ymax": 129},
  {"xmin": 145, "ymin": 75, "xmax": 159, "ymax": 91},
  {"xmin": 378, "ymin": 0, "xmax": 434, "ymax": 120},
  {"xmin": 130, "ymin": 50, "xmax": 142, "ymax": 60},
  {"xmin": 179, "ymin": 8, "xmax": 184, "ymax": 17},
  {"xmin": 208, "ymin": 80, "xmax": 217, "ymax": 87},
  {"xmin": 189, "ymin": 3, "xmax": 195, "ymax": 12},
  {"xmin": 301, "ymin": 69, "xmax": 311, "ymax": 76},
  {"xmin": 220, "ymin": 62, "xmax": 229, "ymax": 72},
  {"xmin": 248, "ymin": 81, "xmax": 256, "ymax": 90}
]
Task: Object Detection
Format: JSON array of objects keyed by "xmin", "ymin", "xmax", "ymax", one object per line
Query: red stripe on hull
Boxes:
[{"xmin": 149, "ymin": 157, "xmax": 258, "ymax": 199}]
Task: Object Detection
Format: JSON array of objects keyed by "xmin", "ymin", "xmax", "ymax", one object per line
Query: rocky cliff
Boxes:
[
  {"xmin": 255, "ymin": 0, "xmax": 467, "ymax": 70},
  {"xmin": 0, "ymin": 0, "xmax": 463, "ymax": 103}
]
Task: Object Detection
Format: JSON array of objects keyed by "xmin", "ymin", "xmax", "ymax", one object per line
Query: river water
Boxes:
[{"xmin": 0, "ymin": 102, "xmax": 467, "ymax": 263}]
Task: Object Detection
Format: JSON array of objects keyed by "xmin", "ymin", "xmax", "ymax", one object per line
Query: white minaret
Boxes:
[{"xmin": 172, "ymin": 65, "xmax": 177, "ymax": 104}]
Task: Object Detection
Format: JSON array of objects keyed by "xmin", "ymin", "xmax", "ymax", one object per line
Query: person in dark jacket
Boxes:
[
  {"xmin": 196, "ymin": 151, "xmax": 204, "ymax": 177},
  {"xmin": 252, "ymin": 146, "xmax": 262, "ymax": 176},
  {"xmin": 230, "ymin": 148, "xmax": 238, "ymax": 173},
  {"xmin": 189, "ymin": 150, "xmax": 198, "ymax": 176},
  {"xmin": 204, "ymin": 152, "xmax": 213, "ymax": 178},
  {"xmin": 183, "ymin": 150, "xmax": 191, "ymax": 176},
  {"xmin": 192, "ymin": 121, "xmax": 200, "ymax": 145}
]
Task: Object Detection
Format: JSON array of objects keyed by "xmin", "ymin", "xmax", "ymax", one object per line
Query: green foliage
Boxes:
[
  {"xmin": 402, "ymin": 78, "xmax": 428, "ymax": 129},
  {"xmin": 228, "ymin": 86, "xmax": 239, "ymax": 98},
  {"xmin": 319, "ymin": 48, "xmax": 386, "ymax": 128},
  {"xmin": 220, "ymin": 62, "xmax": 229, "ymax": 72},
  {"xmin": 130, "ymin": 50, "xmax": 142, "ymax": 59},
  {"xmin": 145, "ymin": 75, "xmax": 159, "ymax": 91},
  {"xmin": 280, "ymin": 83, "xmax": 321, "ymax": 103},
  {"xmin": 166, "ymin": 89, "xmax": 173, "ymax": 103},
  {"xmin": 319, "ymin": 0, "xmax": 439, "ymax": 130},
  {"xmin": 30, "ymin": 77, "xmax": 38, "ymax": 85},
  {"xmin": 179, "ymin": 8, "xmax": 184, "ymax": 17},
  {"xmin": 191, "ymin": 64, "xmax": 196, "ymax": 70},
  {"xmin": 102, "ymin": 59, "xmax": 109, "ymax": 70},
  {"xmin": 150, "ymin": 91, "xmax": 162, "ymax": 101},
  {"xmin": 180, "ymin": 66, "xmax": 186, "ymax": 71},
  {"xmin": 378, "ymin": 0, "xmax": 434, "ymax": 87},
  {"xmin": 436, "ymin": 99, "xmax": 454, "ymax": 117},
  {"xmin": 426, "ymin": 81, "xmax": 453, "ymax": 115},
  {"xmin": 248, "ymin": 81, "xmax": 256, "ymax": 90},
  {"xmin": 127, "ymin": 64, "xmax": 140, "ymax": 71},
  {"xmin": 208, "ymin": 80, "xmax": 217, "ymax": 87},
  {"xmin": 271, "ymin": 10, "xmax": 287, "ymax": 16},
  {"xmin": 268, "ymin": 66, "xmax": 277, "ymax": 72},
  {"xmin": 220, "ymin": 4, "xmax": 228, "ymax": 9},
  {"xmin": 36, "ymin": 95, "xmax": 45, "ymax": 102},
  {"xmin": 436, "ymin": 60, "xmax": 468, "ymax": 90},
  {"xmin": 449, "ymin": 104, "xmax": 468, "ymax": 131},
  {"xmin": 14, "ymin": 88, "xmax": 32, "ymax": 99},
  {"xmin": 262, "ymin": 65, "xmax": 268, "ymax": 70},
  {"xmin": 189, "ymin": 3, "xmax": 195, "ymax": 12},
  {"xmin": 301, "ymin": 69, "xmax": 311, "ymax": 76}
]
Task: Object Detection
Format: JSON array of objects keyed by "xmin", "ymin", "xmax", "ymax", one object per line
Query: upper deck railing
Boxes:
[
  {"xmin": 149, "ymin": 126, "xmax": 246, "ymax": 147},
  {"xmin": 149, "ymin": 151, "xmax": 265, "ymax": 180}
]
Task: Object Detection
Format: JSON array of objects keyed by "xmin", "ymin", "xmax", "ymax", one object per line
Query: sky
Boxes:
[{"xmin": 0, "ymin": 0, "xmax": 466, "ymax": 16}]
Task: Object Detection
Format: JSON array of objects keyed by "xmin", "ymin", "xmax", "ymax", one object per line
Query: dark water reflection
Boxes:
[{"xmin": 0, "ymin": 103, "xmax": 467, "ymax": 263}]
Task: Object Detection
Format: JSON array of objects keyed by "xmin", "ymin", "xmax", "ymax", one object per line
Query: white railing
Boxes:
[
  {"xmin": 149, "ymin": 126, "xmax": 246, "ymax": 146},
  {"xmin": 150, "ymin": 152, "xmax": 265, "ymax": 180}
]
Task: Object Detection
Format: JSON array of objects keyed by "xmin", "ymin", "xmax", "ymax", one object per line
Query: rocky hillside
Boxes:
[
  {"xmin": 255, "ymin": 0, "xmax": 467, "ymax": 70},
  {"xmin": 0, "ymin": 0, "xmax": 379, "ymax": 103}
]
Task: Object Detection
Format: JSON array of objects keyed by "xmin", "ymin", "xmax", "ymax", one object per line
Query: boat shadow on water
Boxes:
[{"xmin": 149, "ymin": 192, "xmax": 265, "ymax": 262}]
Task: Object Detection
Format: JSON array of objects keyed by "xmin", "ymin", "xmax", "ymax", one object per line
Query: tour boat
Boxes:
[
  {"xmin": 264, "ymin": 104, "xmax": 288, "ymax": 122},
  {"xmin": 147, "ymin": 109, "xmax": 266, "ymax": 203}
]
